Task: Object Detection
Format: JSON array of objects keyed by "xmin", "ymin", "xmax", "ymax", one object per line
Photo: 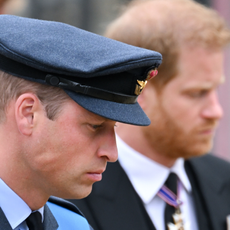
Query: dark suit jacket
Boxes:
[{"xmin": 69, "ymin": 154, "xmax": 230, "ymax": 230}]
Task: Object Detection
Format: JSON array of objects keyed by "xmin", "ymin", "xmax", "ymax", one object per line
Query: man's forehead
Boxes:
[
  {"xmin": 176, "ymin": 46, "xmax": 224, "ymax": 83},
  {"xmin": 178, "ymin": 44, "xmax": 224, "ymax": 62}
]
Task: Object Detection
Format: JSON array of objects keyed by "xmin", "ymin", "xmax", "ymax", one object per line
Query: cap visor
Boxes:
[{"xmin": 65, "ymin": 90, "xmax": 150, "ymax": 126}]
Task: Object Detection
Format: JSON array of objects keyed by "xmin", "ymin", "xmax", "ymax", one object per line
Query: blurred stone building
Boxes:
[{"xmin": 4, "ymin": 0, "xmax": 211, "ymax": 35}]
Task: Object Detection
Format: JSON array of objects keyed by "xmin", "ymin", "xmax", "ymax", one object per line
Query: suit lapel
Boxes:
[
  {"xmin": 0, "ymin": 208, "xmax": 12, "ymax": 230},
  {"xmin": 86, "ymin": 161, "xmax": 156, "ymax": 230},
  {"xmin": 43, "ymin": 204, "xmax": 59, "ymax": 230},
  {"xmin": 185, "ymin": 154, "xmax": 230, "ymax": 230}
]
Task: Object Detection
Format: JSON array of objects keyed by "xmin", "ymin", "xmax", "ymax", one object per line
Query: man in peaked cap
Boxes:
[{"xmin": 0, "ymin": 15, "xmax": 161, "ymax": 230}]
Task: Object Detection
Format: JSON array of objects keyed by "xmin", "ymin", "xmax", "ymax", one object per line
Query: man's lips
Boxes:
[
  {"xmin": 86, "ymin": 169, "xmax": 105, "ymax": 182},
  {"xmin": 199, "ymin": 129, "xmax": 214, "ymax": 134},
  {"xmin": 197, "ymin": 125, "xmax": 217, "ymax": 135},
  {"xmin": 88, "ymin": 169, "xmax": 105, "ymax": 174}
]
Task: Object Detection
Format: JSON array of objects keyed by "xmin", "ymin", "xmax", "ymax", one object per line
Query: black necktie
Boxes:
[
  {"xmin": 26, "ymin": 211, "xmax": 44, "ymax": 230},
  {"xmin": 164, "ymin": 172, "xmax": 178, "ymax": 230}
]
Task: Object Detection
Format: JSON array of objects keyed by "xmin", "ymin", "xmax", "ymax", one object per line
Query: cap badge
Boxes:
[
  {"xmin": 135, "ymin": 79, "xmax": 148, "ymax": 95},
  {"xmin": 147, "ymin": 68, "xmax": 158, "ymax": 80},
  {"xmin": 134, "ymin": 68, "xmax": 158, "ymax": 95}
]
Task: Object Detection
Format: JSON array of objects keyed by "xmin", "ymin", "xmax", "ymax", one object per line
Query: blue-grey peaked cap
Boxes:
[{"xmin": 0, "ymin": 15, "xmax": 162, "ymax": 126}]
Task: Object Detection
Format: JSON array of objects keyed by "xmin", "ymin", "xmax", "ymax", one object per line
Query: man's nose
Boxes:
[
  {"xmin": 201, "ymin": 91, "xmax": 223, "ymax": 120},
  {"xmin": 97, "ymin": 129, "xmax": 118, "ymax": 162}
]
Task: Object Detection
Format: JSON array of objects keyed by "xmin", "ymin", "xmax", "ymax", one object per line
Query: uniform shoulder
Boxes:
[
  {"xmin": 48, "ymin": 196, "xmax": 83, "ymax": 216},
  {"xmin": 47, "ymin": 196, "xmax": 92, "ymax": 230}
]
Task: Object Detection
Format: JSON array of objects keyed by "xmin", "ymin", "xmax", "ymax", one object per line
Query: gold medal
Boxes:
[{"xmin": 167, "ymin": 207, "xmax": 185, "ymax": 230}]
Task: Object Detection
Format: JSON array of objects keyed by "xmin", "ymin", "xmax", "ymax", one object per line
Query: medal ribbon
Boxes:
[{"xmin": 157, "ymin": 180, "xmax": 183, "ymax": 208}]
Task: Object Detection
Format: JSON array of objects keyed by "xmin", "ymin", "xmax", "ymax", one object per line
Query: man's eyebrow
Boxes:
[{"xmin": 182, "ymin": 84, "xmax": 212, "ymax": 90}]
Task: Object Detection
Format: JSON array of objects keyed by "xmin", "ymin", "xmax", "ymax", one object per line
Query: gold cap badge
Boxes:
[
  {"xmin": 135, "ymin": 79, "xmax": 147, "ymax": 95},
  {"xmin": 134, "ymin": 68, "xmax": 158, "ymax": 95}
]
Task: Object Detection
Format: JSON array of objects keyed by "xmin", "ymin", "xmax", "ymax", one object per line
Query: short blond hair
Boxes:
[
  {"xmin": 105, "ymin": 0, "xmax": 230, "ymax": 89},
  {"xmin": 0, "ymin": 71, "xmax": 70, "ymax": 123}
]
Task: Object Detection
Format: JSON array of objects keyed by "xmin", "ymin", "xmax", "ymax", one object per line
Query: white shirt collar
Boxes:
[
  {"xmin": 0, "ymin": 178, "xmax": 44, "ymax": 229},
  {"xmin": 116, "ymin": 135, "xmax": 192, "ymax": 204}
]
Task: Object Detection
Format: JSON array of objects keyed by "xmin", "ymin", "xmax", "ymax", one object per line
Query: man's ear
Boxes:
[{"xmin": 15, "ymin": 93, "xmax": 42, "ymax": 135}]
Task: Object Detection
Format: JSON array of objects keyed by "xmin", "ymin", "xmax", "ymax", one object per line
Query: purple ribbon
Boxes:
[{"xmin": 157, "ymin": 182, "xmax": 183, "ymax": 208}]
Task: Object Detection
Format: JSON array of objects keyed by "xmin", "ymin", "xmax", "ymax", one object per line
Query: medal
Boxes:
[
  {"xmin": 167, "ymin": 206, "xmax": 184, "ymax": 230},
  {"xmin": 157, "ymin": 181, "xmax": 186, "ymax": 230}
]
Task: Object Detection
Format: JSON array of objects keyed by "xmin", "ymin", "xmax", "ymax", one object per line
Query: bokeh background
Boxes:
[{"xmin": 3, "ymin": 0, "xmax": 230, "ymax": 160}]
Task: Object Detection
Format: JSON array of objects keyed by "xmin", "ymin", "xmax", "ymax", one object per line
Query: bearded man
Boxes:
[{"xmin": 69, "ymin": 0, "xmax": 230, "ymax": 230}]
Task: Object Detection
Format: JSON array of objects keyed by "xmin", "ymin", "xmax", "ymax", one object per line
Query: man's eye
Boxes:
[
  {"xmin": 91, "ymin": 124, "xmax": 103, "ymax": 130},
  {"xmin": 188, "ymin": 90, "xmax": 208, "ymax": 98}
]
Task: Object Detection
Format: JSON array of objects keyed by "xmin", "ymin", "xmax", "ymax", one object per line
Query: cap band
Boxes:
[
  {"xmin": 45, "ymin": 75, "xmax": 138, "ymax": 104},
  {"xmin": 0, "ymin": 54, "xmax": 138, "ymax": 104}
]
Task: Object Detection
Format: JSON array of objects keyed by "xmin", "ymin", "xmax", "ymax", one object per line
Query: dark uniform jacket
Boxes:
[{"xmin": 70, "ymin": 154, "xmax": 230, "ymax": 230}]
